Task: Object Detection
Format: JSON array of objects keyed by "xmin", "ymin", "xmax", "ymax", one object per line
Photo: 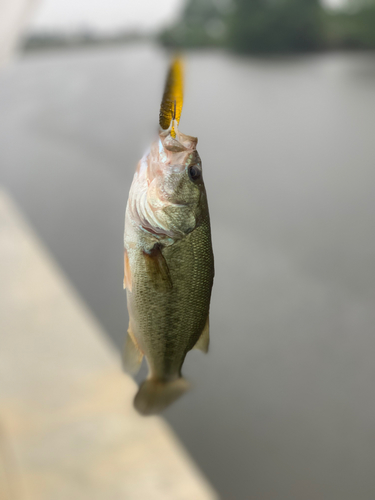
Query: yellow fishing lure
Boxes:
[{"xmin": 159, "ymin": 57, "xmax": 184, "ymax": 137}]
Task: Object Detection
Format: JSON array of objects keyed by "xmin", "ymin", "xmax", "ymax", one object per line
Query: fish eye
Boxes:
[{"xmin": 188, "ymin": 165, "xmax": 201, "ymax": 182}]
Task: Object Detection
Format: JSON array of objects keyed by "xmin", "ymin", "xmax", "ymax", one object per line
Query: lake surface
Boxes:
[{"xmin": 1, "ymin": 44, "xmax": 375, "ymax": 499}]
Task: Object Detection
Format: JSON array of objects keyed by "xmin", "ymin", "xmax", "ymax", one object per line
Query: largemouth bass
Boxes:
[{"xmin": 123, "ymin": 58, "xmax": 214, "ymax": 416}]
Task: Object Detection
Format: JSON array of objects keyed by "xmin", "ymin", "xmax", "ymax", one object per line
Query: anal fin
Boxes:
[
  {"xmin": 193, "ymin": 316, "xmax": 210, "ymax": 353},
  {"xmin": 123, "ymin": 324, "xmax": 143, "ymax": 375}
]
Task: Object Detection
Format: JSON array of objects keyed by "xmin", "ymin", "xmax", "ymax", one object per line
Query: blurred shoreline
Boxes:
[
  {"xmin": 21, "ymin": 31, "xmax": 375, "ymax": 58},
  {"xmin": 21, "ymin": 31, "xmax": 153, "ymax": 53},
  {"xmin": 19, "ymin": 0, "xmax": 375, "ymax": 56}
]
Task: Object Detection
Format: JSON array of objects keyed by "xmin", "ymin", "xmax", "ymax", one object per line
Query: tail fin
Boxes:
[
  {"xmin": 159, "ymin": 56, "xmax": 184, "ymax": 138},
  {"xmin": 134, "ymin": 377, "xmax": 190, "ymax": 416}
]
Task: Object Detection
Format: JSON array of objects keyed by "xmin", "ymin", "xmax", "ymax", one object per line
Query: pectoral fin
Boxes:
[
  {"xmin": 123, "ymin": 249, "xmax": 132, "ymax": 292},
  {"xmin": 143, "ymin": 245, "xmax": 172, "ymax": 291},
  {"xmin": 123, "ymin": 325, "xmax": 143, "ymax": 375},
  {"xmin": 193, "ymin": 316, "xmax": 210, "ymax": 353}
]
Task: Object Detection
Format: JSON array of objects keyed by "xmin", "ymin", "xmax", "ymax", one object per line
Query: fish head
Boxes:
[{"xmin": 144, "ymin": 121, "xmax": 206, "ymax": 238}]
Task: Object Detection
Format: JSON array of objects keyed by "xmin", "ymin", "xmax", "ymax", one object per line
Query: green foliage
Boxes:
[
  {"xmin": 160, "ymin": 0, "xmax": 325, "ymax": 53},
  {"xmin": 228, "ymin": 0, "xmax": 324, "ymax": 54},
  {"xmin": 326, "ymin": 5, "xmax": 375, "ymax": 49},
  {"xmin": 160, "ymin": 0, "xmax": 229, "ymax": 48},
  {"xmin": 159, "ymin": 0, "xmax": 375, "ymax": 54}
]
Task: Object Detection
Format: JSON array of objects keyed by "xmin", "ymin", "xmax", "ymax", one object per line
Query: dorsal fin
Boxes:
[{"xmin": 159, "ymin": 56, "xmax": 184, "ymax": 138}]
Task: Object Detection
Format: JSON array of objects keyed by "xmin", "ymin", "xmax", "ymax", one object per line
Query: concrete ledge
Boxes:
[{"xmin": 0, "ymin": 189, "xmax": 217, "ymax": 500}]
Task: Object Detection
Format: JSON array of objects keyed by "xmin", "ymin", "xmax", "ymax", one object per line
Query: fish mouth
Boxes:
[
  {"xmin": 146, "ymin": 120, "xmax": 199, "ymax": 184},
  {"xmin": 160, "ymin": 119, "xmax": 197, "ymax": 152}
]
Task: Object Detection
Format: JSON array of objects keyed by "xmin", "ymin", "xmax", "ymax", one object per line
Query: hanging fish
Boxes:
[{"xmin": 123, "ymin": 57, "xmax": 214, "ymax": 416}]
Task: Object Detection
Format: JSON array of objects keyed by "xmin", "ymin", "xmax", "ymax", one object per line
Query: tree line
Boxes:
[{"xmin": 160, "ymin": 0, "xmax": 375, "ymax": 54}]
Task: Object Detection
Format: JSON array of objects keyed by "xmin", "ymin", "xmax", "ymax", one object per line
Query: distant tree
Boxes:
[
  {"xmin": 159, "ymin": 0, "xmax": 375, "ymax": 53},
  {"xmin": 326, "ymin": 0, "xmax": 375, "ymax": 49},
  {"xmin": 228, "ymin": 0, "xmax": 325, "ymax": 54},
  {"xmin": 160, "ymin": 0, "xmax": 229, "ymax": 48},
  {"xmin": 160, "ymin": 0, "xmax": 325, "ymax": 53},
  {"xmin": 344, "ymin": 0, "xmax": 375, "ymax": 8}
]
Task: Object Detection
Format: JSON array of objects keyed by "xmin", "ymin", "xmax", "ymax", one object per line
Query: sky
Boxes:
[
  {"xmin": 29, "ymin": 0, "xmax": 184, "ymax": 33},
  {"xmin": 322, "ymin": 0, "xmax": 346, "ymax": 7},
  {"xmin": 28, "ymin": 0, "xmax": 345, "ymax": 34}
]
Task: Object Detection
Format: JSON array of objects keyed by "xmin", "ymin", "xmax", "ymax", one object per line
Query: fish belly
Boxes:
[{"xmin": 127, "ymin": 218, "xmax": 214, "ymax": 380}]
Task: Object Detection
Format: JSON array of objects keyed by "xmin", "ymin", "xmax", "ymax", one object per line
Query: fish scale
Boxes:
[{"xmin": 130, "ymin": 214, "xmax": 213, "ymax": 377}]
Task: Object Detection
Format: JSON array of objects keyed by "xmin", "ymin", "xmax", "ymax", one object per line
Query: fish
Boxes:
[{"xmin": 123, "ymin": 57, "xmax": 214, "ymax": 416}]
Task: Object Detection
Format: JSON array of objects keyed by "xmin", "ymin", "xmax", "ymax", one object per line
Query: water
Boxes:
[{"xmin": 1, "ymin": 44, "xmax": 375, "ymax": 500}]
